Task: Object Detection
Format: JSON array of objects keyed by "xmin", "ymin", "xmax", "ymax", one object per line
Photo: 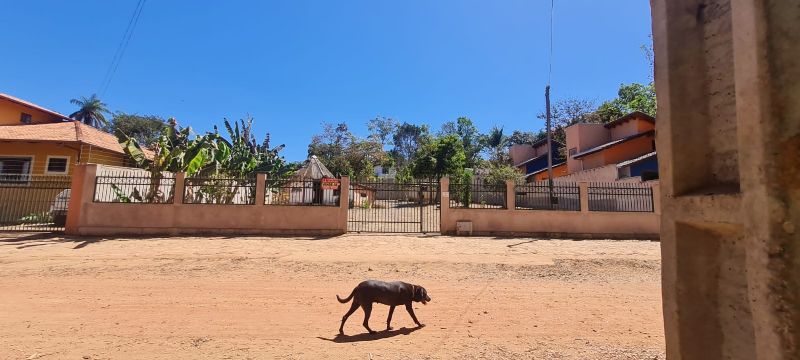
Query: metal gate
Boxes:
[
  {"xmin": 348, "ymin": 179, "xmax": 440, "ymax": 233},
  {"xmin": 0, "ymin": 175, "xmax": 71, "ymax": 232}
]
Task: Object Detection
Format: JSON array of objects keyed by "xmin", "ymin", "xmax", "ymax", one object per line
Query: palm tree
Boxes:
[
  {"xmin": 69, "ymin": 94, "xmax": 110, "ymax": 128},
  {"xmin": 483, "ymin": 126, "xmax": 507, "ymax": 164}
]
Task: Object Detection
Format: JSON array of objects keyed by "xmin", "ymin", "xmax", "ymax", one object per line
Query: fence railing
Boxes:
[
  {"xmin": 515, "ymin": 182, "xmax": 581, "ymax": 211},
  {"xmin": 93, "ymin": 174, "xmax": 176, "ymax": 204},
  {"xmin": 0, "ymin": 175, "xmax": 72, "ymax": 231},
  {"xmin": 448, "ymin": 179, "xmax": 507, "ymax": 209},
  {"xmin": 265, "ymin": 177, "xmax": 341, "ymax": 206},
  {"xmin": 588, "ymin": 182, "xmax": 654, "ymax": 212},
  {"xmin": 183, "ymin": 176, "xmax": 256, "ymax": 205}
]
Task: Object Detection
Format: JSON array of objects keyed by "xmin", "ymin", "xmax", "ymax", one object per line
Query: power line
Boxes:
[{"xmin": 98, "ymin": 0, "xmax": 147, "ymax": 97}]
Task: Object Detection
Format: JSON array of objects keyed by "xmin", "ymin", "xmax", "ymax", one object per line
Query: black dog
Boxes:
[{"xmin": 337, "ymin": 280, "xmax": 431, "ymax": 335}]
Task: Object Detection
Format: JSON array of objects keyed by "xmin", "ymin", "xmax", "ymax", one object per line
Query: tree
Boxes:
[
  {"xmin": 506, "ymin": 130, "xmax": 544, "ymax": 146},
  {"xmin": 214, "ymin": 116, "xmax": 288, "ymax": 178},
  {"xmin": 69, "ymin": 94, "xmax": 111, "ymax": 127},
  {"xmin": 391, "ymin": 122, "xmax": 430, "ymax": 168},
  {"xmin": 595, "ymin": 83, "xmax": 657, "ymax": 122},
  {"xmin": 482, "ymin": 126, "xmax": 508, "ymax": 165},
  {"xmin": 411, "ymin": 135, "xmax": 466, "ymax": 180},
  {"xmin": 439, "ymin": 117, "xmax": 482, "ymax": 168},
  {"xmin": 538, "ymin": 97, "xmax": 600, "ymax": 144},
  {"xmin": 367, "ymin": 116, "xmax": 398, "ymax": 147},
  {"xmin": 308, "ymin": 122, "xmax": 386, "ymax": 179},
  {"xmin": 484, "ymin": 163, "xmax": 524, "ymax": 185},
  {"xmin": 107, "ymin": 112, "xmax": 166, "ymax": 147}
]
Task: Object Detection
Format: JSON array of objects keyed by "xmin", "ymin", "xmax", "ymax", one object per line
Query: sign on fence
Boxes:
[{"xmin": 321, "ymin": 178, "xmax": 340, "ymax": 190}]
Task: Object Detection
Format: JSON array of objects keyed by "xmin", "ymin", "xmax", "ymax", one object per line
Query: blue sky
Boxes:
[{"xmin": 2, "ymin": 1, "xmax": 652, "ymax": 161}]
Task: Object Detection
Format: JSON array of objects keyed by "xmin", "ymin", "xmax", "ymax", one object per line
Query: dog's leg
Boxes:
[
  {"xmin": 339, "ymin": 301, "xmax": 359, "ymax": 335},
  {"xmin": 386, "ymin": 305, "xmax": 395, "ymax": 331},
  {"xmin": 405, "ymin": 303, "xmax": 424, "ymax": 327},
  {"xmin": 361, "ymin": 302, "xmax": 376, "ymax": 334}
]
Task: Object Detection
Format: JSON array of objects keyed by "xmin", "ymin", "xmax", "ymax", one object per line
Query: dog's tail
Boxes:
[{"xmin": 336, "ymin": 289, "xmax": 355, "ymax": 303}]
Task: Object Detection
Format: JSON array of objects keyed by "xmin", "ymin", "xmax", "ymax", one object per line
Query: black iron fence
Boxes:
[
  {"xmin": 588, "ymin": 182, "xmax": 654, "ymax": 212},
  {"xmin": 0, "ymin": 175, "xmax": 72, "ymax": 232},
  {"xmin": 265, "ymin": 177, "xmax": 341, "ymax": 206},
  {"xmin": 183, "ymin": 176, "xmax": 257, "ymax": 205},
  {"xmin": 93, "ymin": 174, "xmax": 176, "ymax": 203},
  {"xmin": 448, "ymin": 178, "xmax": 506, "ymax": 209},
  {"xmin": 515, "ymin": 182, "xmax": 581, "ymax": 211},
  {"xmin": 347, "ymin": 179, "xmax": 439, "ymax": 233}
]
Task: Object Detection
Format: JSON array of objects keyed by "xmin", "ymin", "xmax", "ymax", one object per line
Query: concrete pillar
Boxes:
[
  {"xmin": 505, "ymin": 180, "xmax": 515, "ymax": 210},
  {"xmin": 255, "ymin": 173, "xmax": 266, "ymax": 206},
  {"xmin": 652, "ymin": 0, "xmax": 799, "ymax": 358},
  {"xmin": 579, "ymin": 182, "xmax": 589, "ymax": 213},
  {"xmin": 65, "ymin": 163, "xmax": 97, "ymax": 235},
  {"xmin": 338, "ymin": 176, "xmax": 350, "ymax": 234},
  {"xmin": 173, "ymin": 172, "xmax": 186, "ymax": 205},
  {"xmin": 440, "ymin": 177, "xmax": 450, "ymax": 234}
]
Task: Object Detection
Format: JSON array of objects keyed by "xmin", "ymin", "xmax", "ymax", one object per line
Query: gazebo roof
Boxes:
[{"xmin": 295, "ymin": 155, "xmax": 335, "ymax": 179}]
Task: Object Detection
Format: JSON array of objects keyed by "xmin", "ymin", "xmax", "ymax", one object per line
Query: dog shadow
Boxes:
[{"xmin": 317, "ymin": 326, "xmax": 422, "ymax": 343}]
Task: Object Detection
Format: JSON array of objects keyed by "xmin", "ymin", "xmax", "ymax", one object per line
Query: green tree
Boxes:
[
  {"xmin": 411, "ymin": 135, "xmax": 466, "ymax": 180},
  {"xmin": 482, "ymin": 126, "xmax": 509, "ymax": 165},
  {"xmin": 107, "ymin": 112, "xmax": 166, "ymax": 147},
  {"xmin": 506, "ymin": 130, "xmax": 544, "ymax": 146},
  {"xmin": 69, "ymin": 94, "xmax": 111, "ymax": 128},
  {"xmin": 595, "ymin": 83, "xmax": 656, "ymax": 122},
  {"xmin": 391, "ymin": 122, "xmax": 430, "ymax": 168},
  {"xmin": 367, "ymin": 116, "xmax": 398, "ymax": 147},
  {"xmin": 484, "ymin": 163, "xmax": 524, "ymax": 185},
  {"xmin": 308, "ymin": 122, "xmax": 385, "ymax": 179},
  {"xmin": 439, "ymin": 117, "xmax": 482, "ymax": 168}
]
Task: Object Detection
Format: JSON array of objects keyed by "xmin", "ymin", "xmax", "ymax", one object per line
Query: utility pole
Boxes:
[{"xmin": 545, "ymin": 85, "xmax": 555, "ymax": 208}]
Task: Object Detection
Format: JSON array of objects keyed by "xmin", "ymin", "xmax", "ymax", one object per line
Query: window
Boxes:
[
  {"xmin": 0, "ymin": 157, "xmax": 33, "ymax": 183},
  {"xmin": 46, "ymin": 156, "xmax": 69, "ymax": 174},
  {"xmin": 568, "ymin": 147, "xmax": 577, "ymax": 156},
  {"xmin": 20, "ymin": 113, "xmax": 32, "ymax": 124}
]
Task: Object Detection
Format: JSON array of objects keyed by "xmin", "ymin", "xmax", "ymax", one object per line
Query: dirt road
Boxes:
[{"xmin": 0, "ymin": 234, "xmax": 664, "ymax": 359}]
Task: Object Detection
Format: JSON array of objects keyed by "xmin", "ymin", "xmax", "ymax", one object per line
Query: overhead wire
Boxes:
[{"xmin": 98, "ymin": 0, "xmax": 148, "ymax": 97}]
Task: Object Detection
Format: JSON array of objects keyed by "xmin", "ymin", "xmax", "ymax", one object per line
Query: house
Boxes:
[
  {"xmin": 565, "ymin": 111, "xmax": 656, "ymax": 173},
  {"xmin": 287, "ymin": 155, "xmax": 339, "ymax": 205},
  {"xmin": 0, "ymin": 93, "xmax": 70, "ymax": 126},
  {"xmin": 349, "ymin": 183, "xmax": 376, "ymax": 208},
  {"xmin": 0, "ymin": 94, "xmax": 133, "ymax": 180},
  {"xmin": 509, "ymin": 138, "xmax": 565, "ymax": 182}
]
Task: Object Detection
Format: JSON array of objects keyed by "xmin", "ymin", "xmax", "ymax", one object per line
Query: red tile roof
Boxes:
[
  {"xmin": 604, "ymin": 111, "xmax": 655, "ymax": 129},
  {"xmin": 0, "ymin": 93, "xmax": 71, "ymax": 121},
  {"xmin": 0, "ymin": 121, "xmax": 125, "ymax": 154}
]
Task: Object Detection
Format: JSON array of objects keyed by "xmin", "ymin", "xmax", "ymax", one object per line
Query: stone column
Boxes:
[
  {"xmin": 255, "ymin": 173, "xmax": 266, "ymax": 206},
  {"xmin": 505, "ymin": 180, "xmax": 515, "ymax": 210}
]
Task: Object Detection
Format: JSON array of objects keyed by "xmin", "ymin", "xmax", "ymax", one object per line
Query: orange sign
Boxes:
[{"xmin": 321, "ymin": 178, "xmax": 340, "ymax": 190}]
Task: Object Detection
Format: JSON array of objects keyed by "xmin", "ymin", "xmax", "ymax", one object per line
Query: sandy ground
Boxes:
[{"xmin": 0, "ymin": 233, "xmax": 664, "ymax": 360}]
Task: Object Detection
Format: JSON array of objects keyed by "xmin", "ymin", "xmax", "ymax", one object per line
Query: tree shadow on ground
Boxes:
[
  {"xmin": 316, "ymin": 326, "xmax": 422, "ymax": 343},
  {"xmin": 0, "ymin": 233, "xmax": 140, "ymax": 250}
]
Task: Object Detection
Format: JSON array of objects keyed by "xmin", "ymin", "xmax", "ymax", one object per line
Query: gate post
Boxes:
[
  {"xmin": 505, "ymin": 180, "xmax": 515, "ymax": 210},
  {"xmin": 440, "ymin": 177, "xmax": 450, "ymax": 235},
  {"xmin": 338, "ymin": 176, "xmax": 350, "ymax": 234},
  {"xmin": 65, "ymin": 163, "xmax": 97, "ymax": 235},
  {"xmin": 579, "ymin": 182, "xmax": 590, "ymax": 213}
]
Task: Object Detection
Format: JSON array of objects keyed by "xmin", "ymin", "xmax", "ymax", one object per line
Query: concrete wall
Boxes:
[
  {"xmin": 652, "ymin": 0, "xmax": 800, "ymax": 358},
  {"xmin": 440, "ymin": 178, "xmax": 660, "ymax": 239},
  {"xmin": 557, "ymin": 164, "xmax": 619, "ymax": 182},
  {"xmin": 509, "ymin": 144, "xmax": 537, "ymax": 166},
  {"xmin": 565, "ymin": 123, "xmax": 610, "ymax": 173},
  {"xmin": 66, "ymin": 164, "xmax": 350, "ymax": 236},
  {"xmin": 0, "ymin": 97, "xmax": 64, "ymax": 125}
]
